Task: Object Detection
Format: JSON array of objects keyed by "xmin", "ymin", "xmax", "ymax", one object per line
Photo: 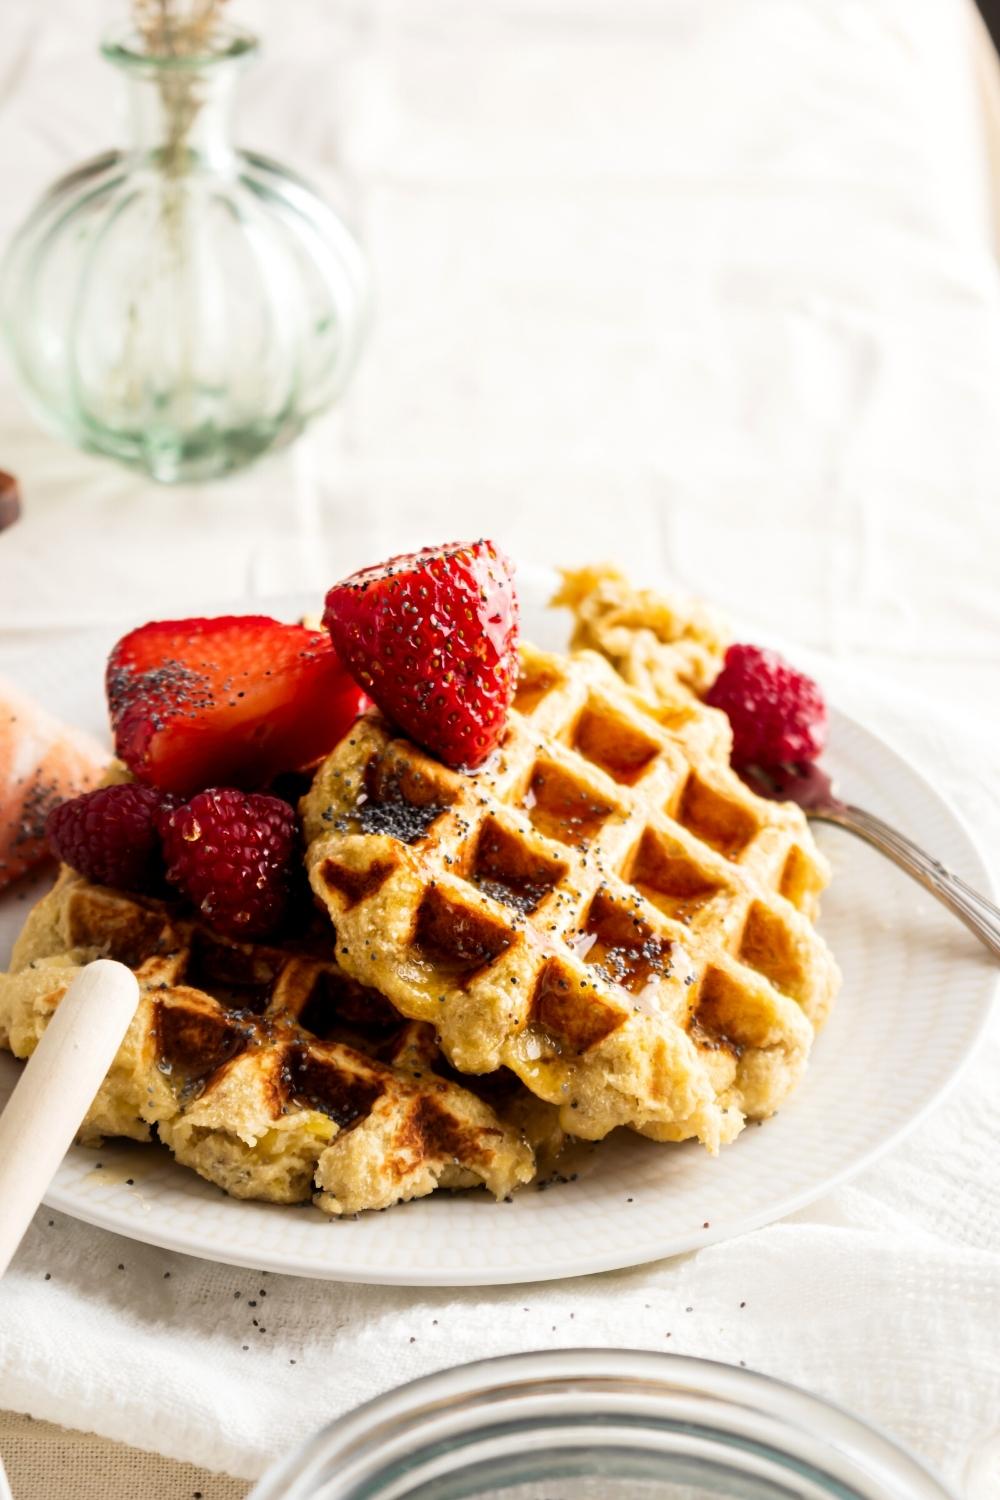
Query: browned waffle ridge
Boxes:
[
  {"xmin": 0, "ymin": 869, "xmax": 539, "ymax": 1214},
  {"xmin": 303, "ymin": 643, "xmax": 839, "ymax": 1150}
]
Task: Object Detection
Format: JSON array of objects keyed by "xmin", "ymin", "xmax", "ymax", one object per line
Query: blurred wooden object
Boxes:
[
  {"xmin": 977, "ymin": 0, "xmax": 1000, "ymax": 53},
  {"xmin": 0, "ymin": 473, "xmax": 20, "ymax": 533},
  {"xmin": 0, "ymin": 960, "xmax": 140, "ymax": 1278}
]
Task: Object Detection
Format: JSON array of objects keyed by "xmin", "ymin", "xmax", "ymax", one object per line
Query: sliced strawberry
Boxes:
[
  {"xmin": 107, "ymin": 616, "xmax": 369, "ymax": 795},
  {"xmin": 323, "ymin": 540, "xmax": 519, "ymax": 769}
]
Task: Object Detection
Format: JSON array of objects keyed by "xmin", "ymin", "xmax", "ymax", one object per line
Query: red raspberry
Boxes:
[
  {"xmin": 705, "ymin": 644, "xmax": 827, "ymax": 768},
  {"xmin": 46, "ymin": 783, "xmax": 169, "ymax": 893},
  {"xmin": 323, "ymin": 539, "xmax": 519, "ymax": 769},
  {"xmin": 157, "ymin": 788, "xmax": 297, "ymax": 939}
]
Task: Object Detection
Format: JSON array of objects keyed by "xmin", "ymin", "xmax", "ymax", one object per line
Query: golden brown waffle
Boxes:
[
  {"xmin": 303, "ymin": 644, "xmax": 839, "ymax": 1150},
  {"xmin": 555, "ymin": 565, "xmax": 730, "ymax": 704},
  {"xmin": 0, "ymin": 868, "xmax": 541, "ymax": 1214}
]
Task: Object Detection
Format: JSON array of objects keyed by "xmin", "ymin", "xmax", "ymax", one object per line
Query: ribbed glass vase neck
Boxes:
[{"xmin": 102, "ymin": 25, "xmax": 256, "ymax": 171}]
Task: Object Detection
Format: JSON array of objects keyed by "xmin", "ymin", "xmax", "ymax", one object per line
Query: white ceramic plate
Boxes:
[{"xmin": 0, "ymin": 569, "xmax": 995, "ymax": 1285}]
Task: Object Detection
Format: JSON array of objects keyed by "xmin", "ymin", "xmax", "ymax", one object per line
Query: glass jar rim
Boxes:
[
  {"xmin": 100, "ymin": 20, "xmax": 258, "ymax": 73},
  {"xmin": 249, "ymin": 1348, "xmax": 956, "ymax": 1500}
]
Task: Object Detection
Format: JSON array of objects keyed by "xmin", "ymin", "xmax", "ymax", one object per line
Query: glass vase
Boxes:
[{"xmin": 0, "ymin": 24, "xmax": 369, "ymax": 484}]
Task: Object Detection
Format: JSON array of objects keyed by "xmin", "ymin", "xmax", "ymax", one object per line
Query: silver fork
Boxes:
[{"xmin": 742, "ymin": 762, "xmax": 1000, "ymax": 962}]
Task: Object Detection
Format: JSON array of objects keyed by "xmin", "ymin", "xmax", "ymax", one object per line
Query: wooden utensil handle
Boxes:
[{"xmin": 0, "ymin": 960, "xmax": 139, "ymax": 1277}]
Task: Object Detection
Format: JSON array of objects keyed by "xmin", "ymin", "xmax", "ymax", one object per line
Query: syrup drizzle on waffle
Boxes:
[{"xmin": 304, "ymin": 645, "xmax": 840, "ymax": 1150}]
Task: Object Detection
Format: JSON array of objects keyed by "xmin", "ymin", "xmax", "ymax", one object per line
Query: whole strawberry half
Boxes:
[
  {"xmin": 158, "ymin": 787, "xmax": 298, "ymax": 940},
  {"xmin": 323, "ymin": 540, "xmax": 519, "ymax": 769},
  {"xmin": 107, "ymin": 616, "xmax": 369, "ymax": 796}
]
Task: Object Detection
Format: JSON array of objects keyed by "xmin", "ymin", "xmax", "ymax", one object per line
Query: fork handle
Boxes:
[{"xmin": 819, "ymin": 802, "xmax": 1000, "ymax": 962}]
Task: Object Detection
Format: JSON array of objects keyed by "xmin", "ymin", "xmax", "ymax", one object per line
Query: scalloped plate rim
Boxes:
[{"xmin": 0, "ymin": 567, "xmax": 994, "ymax": 1284}]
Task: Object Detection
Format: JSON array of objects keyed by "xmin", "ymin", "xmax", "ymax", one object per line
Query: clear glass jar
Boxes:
[
  {"xmin": 0, "ymin": 24, "xmax": 368, "ymax": 483},
  {"xmin": 248, "ymin": 1350, "xmax": 955, "ymax": 1500}
]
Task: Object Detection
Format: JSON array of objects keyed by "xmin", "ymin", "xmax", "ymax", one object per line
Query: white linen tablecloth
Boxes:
[{"xmin": 0, "ymin": 1, "xmax": 998, "ymax": 1495}]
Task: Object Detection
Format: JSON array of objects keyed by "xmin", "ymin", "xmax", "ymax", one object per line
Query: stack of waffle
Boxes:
[
  {"xmin": 0, "ymin": 572, "xmax": 839, "ymax": 1215},
  {"xmin": 0, "ymin": 868, "xmax": 559, "ymax": 1214}
]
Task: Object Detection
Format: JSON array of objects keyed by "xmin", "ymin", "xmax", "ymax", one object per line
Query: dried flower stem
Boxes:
[
  {"xmin": 130, "ymin": 0, "xmax": 232, "ymax": 170},
  {"xmin": 132, "ymin": 0, "xmax": 230, "ymax": 58},
  {"xmin": 124, "ymin": 0, "xmax": 233, "ymax": 419}
]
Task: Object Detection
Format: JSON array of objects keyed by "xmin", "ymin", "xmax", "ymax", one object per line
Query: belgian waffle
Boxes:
[
  {"xmin": 0, "ymin": 868, "xmax": 541, "ymax": 1214},
  {"xmin": 554, "ymin": 565, "xmax": 730, "ymax": 704},
  {"xmin": 303, "ymin": 644, "xmax": 839, "ymax": 1150}
]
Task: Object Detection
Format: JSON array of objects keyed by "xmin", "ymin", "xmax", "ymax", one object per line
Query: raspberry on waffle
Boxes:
[
  {"xmin": 303, "ymin": 644, "xmax": 839, "ymax": 1151},
  {"xmin": 0, "ymin": 869, "xmax": 543, "ymax": 1214}
]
